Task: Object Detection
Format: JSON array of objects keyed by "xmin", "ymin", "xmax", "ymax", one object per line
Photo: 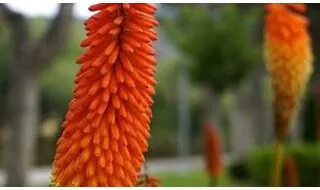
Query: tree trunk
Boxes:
[
  {"xmin": 203, "ymin": 89, "xmax": 223, "ymax": 127},
  {"xmin": 4, "ymin": 64, "xmax": 39, "ymax": 186},
  {"xmin": 250, "ymin": 65, "xmax": 264, "ymax": 145},
  {"xmin": 228, "ymin": 86, "xmax": 255, "ymax": 158},
  {"xmin": 250, "ymin": 64, "xmax": 273, "ymax": 145},
  {"xmin": 202, "ymin": 88, "xmax": 225, "ymax": 149},
  {"xmin": 0, "ymin": 4, "xmax": 74, "ymax": 186},
  {"xmin": 177, "ymin": 68, "xmax": 191, "ymax": 157}
]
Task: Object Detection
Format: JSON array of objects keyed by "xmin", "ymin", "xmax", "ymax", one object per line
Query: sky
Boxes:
[
  {"xmin": 6, "ymin": 3, "xmax": 94, "ymax": 19},
  {"xmin": 6, "ymin": 3, "xmax": 161, "ymax": 19}
]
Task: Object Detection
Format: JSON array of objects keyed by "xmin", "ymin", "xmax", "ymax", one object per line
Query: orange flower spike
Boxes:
[
  {"xmin": 204, "ymin": 124, "xmax": 223, "ymax": 179},
  {"xmin": 51, "ymin": 3, "xmax": 159, "ymax": 187},
  {"xmin": 283, "ymin": 156, "xmax": 300, "ymax": 187},
  {"xmin": 264, "ymin": 3, "xmax": 313, "ymax": 141}
]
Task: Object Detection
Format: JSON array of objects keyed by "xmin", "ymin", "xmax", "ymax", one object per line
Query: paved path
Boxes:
[{"xmin": 0, "ymin": 155, "xmax": 233, "ymax": 186}]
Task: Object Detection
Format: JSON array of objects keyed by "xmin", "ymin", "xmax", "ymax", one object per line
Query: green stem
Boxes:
[
  {"xmin": 271, "ymin": 140, "xmax": 284, "ymax": 187},
  {"xmin": 209, "ymin": 176, "xmax": 218, "ymax": 187}
]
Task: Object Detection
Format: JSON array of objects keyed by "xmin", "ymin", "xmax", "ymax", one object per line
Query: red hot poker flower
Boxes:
[
  {"xmin": 264, "ymin": 4, "xmax": 312, "ymax": 186},
  {"xmin": 264, "ymin": 3, "xmax": 313, "ymax": 141},
  {"xmin": 51, "ymin": 3, "xmax": 159, "ymax": 187},
  {"xmin": 283, "ymin": 156, "xmax": 300, "ymax": 187},
  {"xmin": 204, "ymin": 124, "xmax": 223, "ymax": 178}
]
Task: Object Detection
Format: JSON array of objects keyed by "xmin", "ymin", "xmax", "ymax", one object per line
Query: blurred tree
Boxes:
[
  {"xmin": 0, "ymin": 4, "xmax": 74, "ymax": 186},
  {"xmin": 160, "ymin": 4, "xmax": 259, "ymax": 145},
  {"xmin": 161, "ymin": 4, "xmax": 258, "ymax": 94}
]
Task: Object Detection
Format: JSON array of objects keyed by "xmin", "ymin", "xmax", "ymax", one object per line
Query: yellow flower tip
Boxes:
[{"xmin": 51, "ymin": 3, "xmax": 158, "ymax": 187}]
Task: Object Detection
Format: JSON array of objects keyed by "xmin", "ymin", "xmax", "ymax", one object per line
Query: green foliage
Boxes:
[
  {"xmin": 40, "ymin": 56, "xmax": 78, "ymax": 118},
  {"xmin": 40, "ymin": 20, "xmax": 84, "ymax": 118},
  {"xmin": 0, "ymin": 18, "xmax": 85, "ymax": 119},
  {"xmin": 303, "ymin": 90, "xmax": 318, "ymax": 142},
  {"xmin": 148, "ymin": 59, "xmax": 206, "ymax": 157},
  {"xmin": 148, "ymin": 60, "xmax": 182, "ymax": 157},
  {"xmin": 0, "ymin": 22, "xmax": 12, "ymax": 121},
  {"xmin": 158, "ymin": 170, "xmax": 234, "ymax": 187},
  {"xmin": 161, "ymin": 5, "xmax": 260, "ymax": 93},
  {"xmin": 229, "ymin": 144, "xmax": 320, "ymax": 186},
  {"xmin": 28, "ymin": 17, "xmax": 50, "ymax": 40}
]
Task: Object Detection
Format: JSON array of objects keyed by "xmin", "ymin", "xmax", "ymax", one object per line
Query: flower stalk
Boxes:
[{"xmin": 271, "ymin": 140, "xmax": 284, "ymax": 186}]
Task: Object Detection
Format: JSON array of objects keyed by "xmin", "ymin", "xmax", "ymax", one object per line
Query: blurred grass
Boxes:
[{"xmin": 157, "ymin": 170, "xmax": 234, "ymax": 187}]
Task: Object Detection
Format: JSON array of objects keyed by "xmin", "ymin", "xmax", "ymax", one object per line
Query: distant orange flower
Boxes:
[
  {"xmin": 136, "ymin": 174, "xmax": 160, "ymax": 187},
  {"xmin": 283, "ymin": 156, "xmax": 300, "ymax": 187},
  {"xmin": 51, "ymin": 3, "xmax": 158, "ymax": 187},
  {"xmin": 204, "ymin": 124, "xmax": 223, "ymax": 178},
  {"xmin": 264, "ymin": 3, "xmax": 313, "ymax": 140}
]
